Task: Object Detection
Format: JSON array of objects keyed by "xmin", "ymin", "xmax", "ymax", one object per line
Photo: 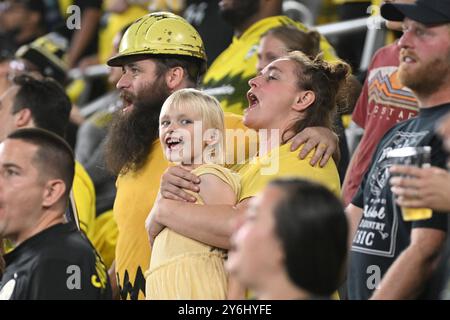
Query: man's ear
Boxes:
[
  {"xmin": 13, "ymin": 108, "xmax": 33, "ymax": 128},
  {"xmin": 165, "ymin": 66, "xmax": 185, "ymax": 91},
  {"xmin": 42, "ymin": 179, "xmax": 67, "ymax": 208},
  {"xmin": 292, "ymin": 90, "xmax": 315, "ymax": 112}
]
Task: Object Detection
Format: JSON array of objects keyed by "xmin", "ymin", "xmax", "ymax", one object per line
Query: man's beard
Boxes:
[
  {"xmin": 220, "ymin": 0, "xmax": 260, "ymax": 28},
  {"xmin": 399, "ymin": 49, "xmax": 450, "ymax": 98},
  {"xmin": 105, "ymin": 80, "xmax": 171, "ymax": 176}
]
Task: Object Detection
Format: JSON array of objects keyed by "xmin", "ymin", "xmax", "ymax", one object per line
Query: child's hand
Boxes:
[{"xmin": 160, "ymin": 166, "xmax": 200, "ymax": 202}]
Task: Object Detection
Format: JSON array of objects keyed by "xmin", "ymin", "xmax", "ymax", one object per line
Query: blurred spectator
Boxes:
[
  {"xmin": 9, "ymin": 31, "xmax": 87, "ymax": 148},
  {"xmin": 0, "ymin": 0, "xmax": 47, "ymax": 52},
  {"xmin": 183, "ymin": 0, "xmax": 233, "ymax": 66},
  {"xmin": 342, "ymin": 0, "xmax": 418, "ymax": 206},
  {"xmin": 0, "ymin": 128, "xmax": 111, "ymax": 300},
  {"xmin": 256, "ymin": 25, "xmax": 321, "ymax": 73},
  {"xmin": 227, "ymin": 178, "xmax": 348, "ymax": 300},
  {"xmin": 346, "ymin": 0, "xmax": 450, "ymax": 300},
  {"xmin": 332, "ymin": 0, "xmax": 372, "ymax": 70},
  {"xmin": 11, "ymin": 32, "xmax": 69, "ymax": 84},
  {"xmin": 90, "ymin": 0, "xmax": 148, "ymax": 66},
  {"xmin": 56, "ymin": 0, "xmax": 102, "ymax": 68}
]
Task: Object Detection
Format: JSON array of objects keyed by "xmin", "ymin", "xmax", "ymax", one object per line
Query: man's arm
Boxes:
[{"xmin": 370, "ymin": 228, "xmax": 446, "ymax": 300}]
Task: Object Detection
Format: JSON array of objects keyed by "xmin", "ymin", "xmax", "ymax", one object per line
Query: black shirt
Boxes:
[
  {"xmin": 184, "ymin": 0, "xmax": 233, "ymax": 65},
  {"xmin": 348, "ymin": 103, "xmax": 450, "ymax": 300},
  {"xmin": 0, "ymin": 223, "xmax": 111, "ymax": 300}
]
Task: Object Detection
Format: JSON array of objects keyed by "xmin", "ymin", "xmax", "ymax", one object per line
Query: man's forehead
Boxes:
[
  {"xmin": 0, "ymin": 139, "xmax": 38, "ymax": 160},
  {"xmin": 121, "ymin": 55, "xmax": 157, "ymax": 67},
  {"xmin": 403, "ymin": 17, "xmax": 450, "ymax": 31}
]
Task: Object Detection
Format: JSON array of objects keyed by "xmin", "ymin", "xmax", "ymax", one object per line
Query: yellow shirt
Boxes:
[
  {"xmin": 145, "ymin": 164, "xmax": 240, "ymax": 300},
  {"xmin": 114, "ymin": 113, "xmax": 249, "ymax": 300},
  {"xmin": 91, "ymin": 209, "xmax": 117, "ymax": 270},
  {"xmin": 202, "ymin": 16, "xmax": 337, "ymax": 116},
  {"xmin": 73, "ymin": 161, "xmax": 96, "ymax": 242},
  {"xmin": 239, "ymin": 143, "xmax": 341, "ymax": 201}
]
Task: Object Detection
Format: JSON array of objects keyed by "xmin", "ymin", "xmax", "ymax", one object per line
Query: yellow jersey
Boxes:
[
  {"xmin": 239, "ymin": 143, "xmax": 341, "ymax": 201},
  {"xmin": 73, "ymin": 161, "xmax": 96, "ymax": 242}
]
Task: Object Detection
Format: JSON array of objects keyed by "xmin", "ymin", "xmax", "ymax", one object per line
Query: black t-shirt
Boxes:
[
  {"xmin": 184, "ymin": 0, "xmax": 233, "ymax": 66},
  {"xmin": 56, "ymin": 0, "xmax": 102, "ymax": 61},
  {"xmin": 348, "ymin": 103, "xmax": 450, "ymax": 300},
  {"xmin": 0, "ymin": 223, "xmax": 111, "ymax": 300}
]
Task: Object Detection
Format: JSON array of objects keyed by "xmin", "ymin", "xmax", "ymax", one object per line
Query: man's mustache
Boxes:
[{"xmin": 120, "ymin": 90, "xmax": 135, "ymax": 103}]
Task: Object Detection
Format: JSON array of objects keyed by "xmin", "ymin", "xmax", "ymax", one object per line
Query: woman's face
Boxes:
[
  {"xmin": 244, "ymin": 58, "xmax": 302, "ymax": 131},
  {"xmin": 257, "ymin": 34, "xmax": 288, "ymax": 73},
  {"xmin": 226, "ymin": 185, "xmax": 285, "ymax": 291}
]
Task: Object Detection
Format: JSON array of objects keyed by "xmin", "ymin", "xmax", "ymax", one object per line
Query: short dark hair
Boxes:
[
  {"xmin": 269, "ymin": 178, "xmax": 348, "ymax": 296},
  {"xmin": 11, "ymin": 74, "xmax": 71, "ymax": 137},
  {"xmin": 7, "ymin": 128, "xmax": 75, "ymax": 200}
]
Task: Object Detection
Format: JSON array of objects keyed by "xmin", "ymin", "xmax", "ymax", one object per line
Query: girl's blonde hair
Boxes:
[{"xmin": 160, "ymin": 88, "xmax": 225, "ymax": 164}]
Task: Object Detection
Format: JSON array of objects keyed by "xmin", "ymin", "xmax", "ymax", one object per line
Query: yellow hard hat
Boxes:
[{"xmin": 107, "ymin": 12, "xmax": 206, "ymax": 67}]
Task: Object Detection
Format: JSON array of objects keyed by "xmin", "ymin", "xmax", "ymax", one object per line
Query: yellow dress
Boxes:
[{"xmin": 145, "ymin": 164, "xmax": 241, "ymax": 300}]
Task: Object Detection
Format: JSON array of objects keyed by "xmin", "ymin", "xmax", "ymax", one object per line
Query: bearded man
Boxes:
[{"xmin": 346, "ymin": 0, "xmax": 450, "ymax": 300}]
